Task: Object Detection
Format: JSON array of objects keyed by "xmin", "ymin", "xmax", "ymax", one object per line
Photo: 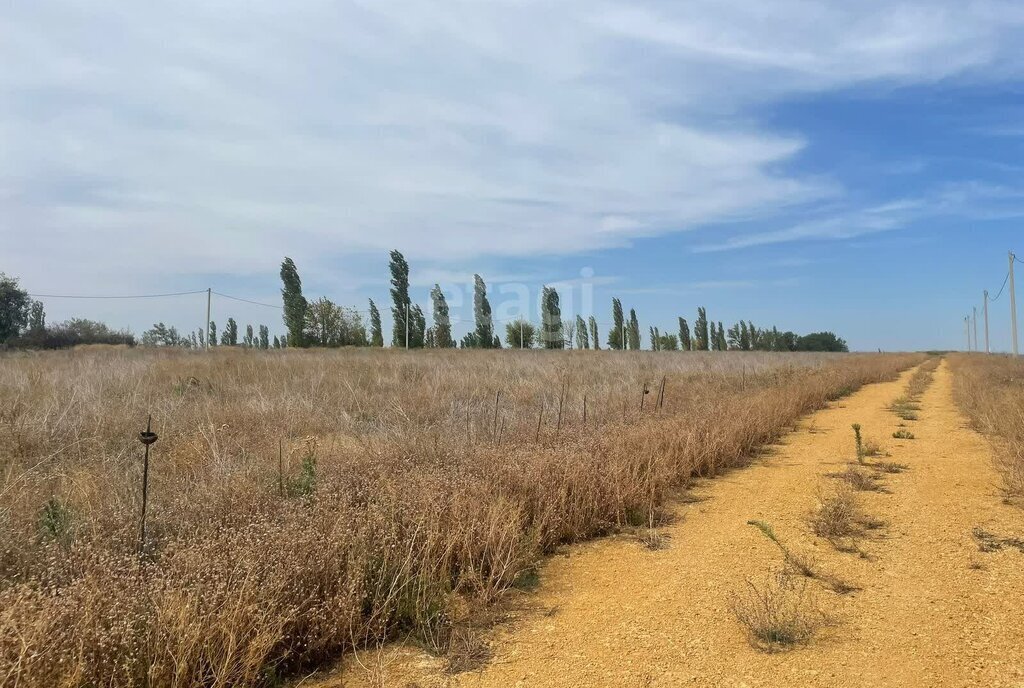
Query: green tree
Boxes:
[
  {"xmin": 304, "ymin": 297, "xmax": 342, "ymax": 346},
  {"xmin": 627, "ymin": 309, "xmax": 641, "ymax": 350},
  {"xmin": 409, "ymin": 304, "xmax": 426, "ymax": 348},
  {"xmin": 694, "ymin": 307, "xmax": 709, "ymax": 351},
  {"xmin": 28, "ymin": 300, "xmax": 45, "ymax": 335},
  {"xmin": 427, "ymin": 285, "xmax": 453, "ymax": 348},
  {"xmin": 259, "ymin": 325, "xmax": 270, "ymax": 349},
  {"xmin": 209, "ymin": 321, "xmax": 218, "ymax": 347},
  {"xmin": 368, "ymin": 299, "xmax": 384, "ymax": 347},
  {"xmin": 609, "ymin": 298, "xmax": 625, "ymax": 349},
  {"xmin": 588, "ymin": 316, "xmax": 600, "ymax": 350},
  {"xmin": 222, "ymin": 318, "xmax": 238, "ymax": 346},
  {"xmin": 541, "ymin": 286, "xmax": 563, "ymax": 349},
  {"xmin": 273, "ymin": 335, "xmax": 281, "ymax": 349},
  {"xmin": 142, "ymin": 322, "xmax": 182, "ymax": 347},
  {"xmin": 739, "ymin": 320, "xmax": 750, "ymax": 351},
  {"xmin": 472, "ymin": 274, "xmax": 494, "ymax": 348},
  {"xmin": 280, "ymin": 257, "xmax": 307, "ymax": 348},
  {"xmin": 505, "ymin": 318, "xmax": 536, "ymax": 348},
  {"xmin": 575, "ymin": 315, "xmax": 589, "ymax": 349},
  {"xmin": 649, "ymin": 326, "xmax": 659, "ymax": 351},
  {"xmin": 389, "ymin": 250, "xmax": 411, "ymax": 347},
  {"xmin": 796, "ymin": 332, "xmax": 849, "ymax": 352},
  {"xmin": 717, "ymin": 322, "xmax": 727, "ymax": 351},
  {"xmin": 244, "ymin": 324, "xmax": 255, "ymax": 347},
  {"xmin": 0, "ymin": 273, "xmax": 30, "ymax": 344},
  {"xmin": 678, "ymin": 317, "xmax": 691, "ymax": 351}
]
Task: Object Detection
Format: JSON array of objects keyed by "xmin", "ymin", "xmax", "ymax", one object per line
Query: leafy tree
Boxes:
[
  {"xmin": 739, "ymin": 320, "xmax": 750, "ymax": 351},
  {"xmin": 505, "ymin": 318, "xmax": 536, "ymax": 348},
  {"xmin": 541, "ymin": 286, "xmax": 563, "ymax": 349},
  {"xmin": 368, "ymin": 299, "xmax": 384, "ymax": 347},
  {"xmin": 0, "ymin": 273, "xmax": 30, "ymax": 344},
  {"xmin": 209, "ymin": 321, "xmax": 217, "ymax": 347},
  {"xmin": 649, "ymin": 326, "xmax": 659, "ymax": 351},
  {"xmin": 796, "ymin": 332, "xmax": 849, "ymax": 352},
  {"xmin": 563, "ymin": 318, "xmax": 576, "ymax": 349},
  {"xmin": 472, "ymin": 274, "xmax": 494, "ymax": 348},
  {"xmin": 409, "ymin": 304, "xmax": 426, "ymax": 348},
  {"xmin": 142, "ymin": 322, "xmax": 182, "ymax": 347},
  {"xmin": 608, "ymin": 298, "xmax": 625, "ymax": 350},
  {"xmin": 304, "ymin": 297, "xmax": 342, "ymax": 346},
  {"xmin": 221, "ymin": 318, "xmax": 238, "ymax": 346},
  {"xmin": 716, "ymin": 322, "xmax": 727, "ymax": 351},
  {"xmin": 259, "ymin": 325, "xmax": 270, "ymax": 349},
  {"xmin": 280, "ymin": 257, "xmax": 307, "ymax": 348},
  {"xmin": 429, "ymin": 285, "xmax": 453, "ymax": 348},
  {"xmin": 588, "ymin": 316, "xmax": 600, "ymax": 350},
  {"xmin": 492, "ymin": 334, "xmax": 502, "ymax": 348},
  {"xmin": 28, "ymin": 300, "xmax": 45, "ymax": 335},
  {"xmin": 627, "ymin": 309, "xmax": 640, "ymax": 350},
  {"xmin": 576, "ymin": 315, "xmax": 589, "ymax": 349},
  {"xmin": 244, "ymin": 324, "xmax": 255, "ymax": 347},
  {"xmin": 727, "ymin": 322, "xmax": 741, "ymax": 350},
  {"xmin": 694, "ymin": 307, "xmax": 709, "ymax": 351},
  {"xmin": 389, "ymin": 250, "xmax": 411, "ymax": 347},
  {"xmin": 678, "ymin": 317, "xmax": 691, "ymax": 351},
  {"xmin": 273, "ymin": 335, "xmax": 281, "ymax": 349}
]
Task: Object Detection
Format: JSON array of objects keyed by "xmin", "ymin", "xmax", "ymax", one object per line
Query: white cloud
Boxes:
[{"xmin": 2, "ymin": 0, "xmax": 1024, "ymax": 302}]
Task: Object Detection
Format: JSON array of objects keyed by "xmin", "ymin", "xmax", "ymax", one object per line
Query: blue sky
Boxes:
[{"xmin": 3, "ymin": 1, "xmax": 1024, "ymax": 351}]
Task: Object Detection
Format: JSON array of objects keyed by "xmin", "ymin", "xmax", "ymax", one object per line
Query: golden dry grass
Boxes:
[
  {"xmin": 950, "ymin": 353, "xmax": 1024, "ymax": 501},
  {"xmin": 0, "ymin": 347, "xmax": 920, "ymax": 686}
]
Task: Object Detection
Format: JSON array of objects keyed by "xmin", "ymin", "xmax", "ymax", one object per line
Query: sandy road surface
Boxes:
[{"xmin": 325, "ymin": 360, "xmax": 1024, "ymax": 687}]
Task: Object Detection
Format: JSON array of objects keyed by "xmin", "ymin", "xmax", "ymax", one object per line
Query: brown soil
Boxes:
[{"xmin": 319, "ymin": 360, "xmax": 1024, "ymax": 687}]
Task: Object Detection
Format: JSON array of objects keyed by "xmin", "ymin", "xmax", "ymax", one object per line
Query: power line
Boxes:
[
  {"xmin": 28, "ymin": 289, "xmax": 207, "ymax": 299},
  {"xmin": 989, "ymin": 272, "xmax": 1010, "ymax": 303},
  {"xmin": 212, "ymin": 291, "xmax": 282, "ymax": 309}
]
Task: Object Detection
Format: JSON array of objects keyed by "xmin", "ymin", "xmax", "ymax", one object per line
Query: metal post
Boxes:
[
  {"xmin": 1011, "ymin": 251, "xmax": 1019, "ymax": 356},
  {"xmin": 205, "ymin": 287, "xmax": 211, "ymax": 351},
  {"xmin": 405, "ymin": 302, "xmax": 409, "ymax": 350},
  {"xmin": 965, "ymin": 316, "xmax": 971, "ymax": 352},
  {"xmin": 983, "ymin": 290, "xmax": 990, "ymax": 354},
  {"xmin": 137, "ymin": 416, "xmax": 158, "ymax": 556}
]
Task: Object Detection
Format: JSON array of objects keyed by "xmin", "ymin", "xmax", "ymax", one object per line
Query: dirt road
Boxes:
[{"xmin": 331, "ymin": 360, "xmax": 1024, "ymax": 687}]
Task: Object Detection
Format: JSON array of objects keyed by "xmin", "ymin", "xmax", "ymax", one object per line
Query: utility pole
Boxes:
[
  {"xmin": 964, "ymin": 316, "xmax": 970, "ymax": 352},
  {"xmin": 205, "ymin": 288, "xmax": 211, "ymax": 351},
  {"xmin": 1011, "ymin": 250, "xmax": 1019, "ymax": 357},
  {"xmin": 984, "ymin": 290, "xmax": 990, "ymax": 354},
  {"xmin": 972, "ymin": 306, "xmax": 978, "ymax": 353},
  {"xmin": 405, "ymin": 302, "xmax": 410, "ymax": 350}
]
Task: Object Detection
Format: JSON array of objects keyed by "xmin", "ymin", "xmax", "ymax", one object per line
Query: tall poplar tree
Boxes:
[
  {"xmin": 473, "ymin": 274, "xmax": 494, "ymax": 348},
  {"xmin": 588, "ymin": 316, "xmax": 600, "ymax": 350},
  {"xmin": 389, "ymin": 250, "xmax": 411, "ymax": 347},
  {"xmin": 678, "ymin": 317, "xmax": 691, "ymax": 351},
  {"xmin": 280, "ymin": 257, "xmax": 307, "ymax": 348},
  {"xmin": 429, "ymin": 285, "xmax": 453, "ymax": 348},
  {"xmin": 368, "ymin": 299, "xmax": 384, "ymax": 347},
  {"xmin": 575, "ymin": 315, "xmax": 589, "ymax": 349},
  {"xmin": 609, "ymin": 298, "xmax": 625, "ymax": 349},
  {"xmin": 627, "ymin": 309, "xmax": 641, "ymax": 350},
  {"xmin": 694, "ymin": 307, "xmax": 709, "ymax": 351},
  {"xmin": 541, "ymin": 286, "xmax": 564, "ymax": 349}
]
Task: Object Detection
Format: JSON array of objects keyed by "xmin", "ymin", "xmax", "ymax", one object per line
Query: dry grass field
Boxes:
[
  {"xmin": 951, "ymin": 353, "xmax": 1024, "ymax": 502},
  {"xmin": 0, "ymin": 348, "xmax": 921, "ymax": 686}
]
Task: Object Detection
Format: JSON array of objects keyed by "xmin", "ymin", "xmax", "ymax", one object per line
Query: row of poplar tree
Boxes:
[{"xmin": 276, "ymin": 252, "xmax": 847, "ymax": 352}]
